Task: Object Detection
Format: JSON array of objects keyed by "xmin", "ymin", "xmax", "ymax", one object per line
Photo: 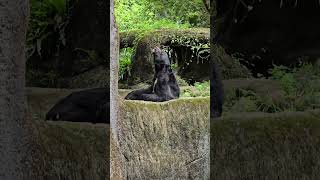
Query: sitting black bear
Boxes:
[
  {"xmin": 125, "ymin": 47, "xmax": 180, "ymax": 102},
  {"xmin": 46, "ymin": 88, "xmax": 109, "ymax": 123}
]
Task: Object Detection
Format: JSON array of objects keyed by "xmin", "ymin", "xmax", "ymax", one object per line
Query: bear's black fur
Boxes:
[
  {"xmin": 125, "ymin": 47, "xmax": 180, "ymax": 102},
  {"xmin": 46, "ymin": 88, "xmax": 109, "ymax": 123}
]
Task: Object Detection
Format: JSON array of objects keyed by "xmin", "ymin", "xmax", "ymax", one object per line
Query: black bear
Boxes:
[
  {"xmin": 46, "ymin": 88, "xmax": 109, "ymax": 123},
  {"xmin": 125, "ymin": 47, "xmax": 180, "ymax": 102}
]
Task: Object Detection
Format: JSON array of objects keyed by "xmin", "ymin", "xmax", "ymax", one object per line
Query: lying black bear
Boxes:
[
  {"xmin": 125, "ymin": 47, "xmax": 180, "ymax": 102},
  {"xmin": 46, "ymin": 88, "xmax": 109, "ymax": 123}
]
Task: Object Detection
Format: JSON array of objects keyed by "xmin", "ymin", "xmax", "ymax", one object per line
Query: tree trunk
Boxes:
[
  {"xmin": 0, "ymin": 0, "xmax": 36, "ymax": 179},
  {"xmin": 110, "ymin": 0, "xmax": 125, "ymax": 179}
]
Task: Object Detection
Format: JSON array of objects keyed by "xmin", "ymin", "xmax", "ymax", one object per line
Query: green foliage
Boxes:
[
  {"xmin": 170, "ymin": 36, "xmax": 210, "ymax": 62},
  {"xmin": 224, "ymin": 88, "xmax": 283, "ymax": 114},
  {"xmin": 224, "ymin": 64, "xmax": 320, "ymax": 114},
  {"xmin": 224, "ymin": 88, "xmax": 259, "ymax": 113},
  {"xmin": 269, "ymin": 64, "xmax": 320, "ymax": 111},
  {"xmin": 182, "ymin": 81, "xmax": 210, "ymax": 97},
  {"xmin": 119, "ymin": 48, "xmax": 134, "ymax": 80},
  {"xmin": 230, "ymin": 97, "xmax": 258, "ymax": 112},
  {"xmin": 27, "ymin": 0, "xmax": 67, "ymax": 58},
  {"xmin": 270, "ymin": 65, "xmax": 297, "ymax": 94},
  {"xmin": 48, "ymin": 0, "xmax": 66, "ymax": 15},
  {"xmin": 256, "ymin": 95, "xmax": 284, "ymax": 113},
  {"xmin": 114, "ymin": 0, "xmax": 208, "ymax": 32}
]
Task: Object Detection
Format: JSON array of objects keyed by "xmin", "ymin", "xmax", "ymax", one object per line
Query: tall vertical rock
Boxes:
[
  {"xmin": 0, "ymin": 0, "xmax": 37, "ymax": 179},
  {"xmin": 110, "ymin": 0, "xmax": 125, "ymax": 179}
]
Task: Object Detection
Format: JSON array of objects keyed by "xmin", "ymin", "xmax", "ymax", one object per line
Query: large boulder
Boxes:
[
  {"xmin": 213, "ymin": 45, "xmax": 251, "ymax": 80},
  {"xmin": 33, "ymin": 121, "xmax": 109, "ymax": 180},
  {"xmin": 211, "ymin": 109, "xmax": 320, "ymax": 179},
  {"xmin": 26, "ymin": 88, "xmax": 109, "ymax": 180},
  {"xmin": 117, "ymin": 97, "xmax": 210, "ymax": 179},
  {"xmin": 127, "ymin": 28, "xmax": 210, "ymax": 85},
  {"xmin": 124, "ymin": 28, "xmax": 250, "ymax": 85},
  {"xmin": 26, "ymin": 87, "xmax": 320, "ymax": 179}
]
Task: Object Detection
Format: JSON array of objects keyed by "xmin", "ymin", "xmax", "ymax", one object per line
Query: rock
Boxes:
[
  {"xmin": 117, "ymin": 97, "xmax": 210, "ymax": 179},
  {"xmin": 34, "ymin": 121, "xmax": 109, "ymax": 180},
  {"xmin": 211, "ymin": 109, "xmax": 320, "ymax": 179},
  {"xmin": 27, "ymin": 87, "xmax": 109, "ymax": 179},
  {"xmin": 110, "ymin": 133, "xmax": 126, "ymax": 180},
  {"xmin": 213, "ymin": 45, "xmax": 252, "ymax": 80},
  {"xmin": 27, "ymin": 87, "xmax": 209, "ymax": 179},
  {"xmin": 26, "ymin": 87, "xmax": 320, "ymax": 179},
  {"xmin": 126, "ymin": 28, "xmax": 250, "ymax": 85},
  {"xmin": 127, "ymin": 28, "xmax": 210, "ymax": 85}
]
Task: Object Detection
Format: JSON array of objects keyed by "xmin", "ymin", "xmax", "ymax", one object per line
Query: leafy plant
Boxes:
[
  {"xmin": 182, "ymin": 81, "xmax": 210, "ymax": 97},
  {"xmin": 269, "ymin": 63, "xmax": 320, "ymax": 111},
  {"xmin": 27, "ymin": 0, "xmax": 67, "ymax": 59},
  {"xmin": 119, "ymin": 47, "xmax": 134, "ymax": 80},
  {"xmin": 114, "ymin": 0, "xmax": 208, "ymax": 32}
]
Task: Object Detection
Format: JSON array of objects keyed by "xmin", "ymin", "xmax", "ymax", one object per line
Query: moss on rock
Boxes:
[
  {"xmin": 213, "ymin": 45, "xmax": 252, "ymax": 79},
  {"xmin": 124, "ymin": 28, "xmax": 251, "ymax": 85},
  {"xmin": 27, "ymin": 87, "xmax": 320, "ymax": 179},
  {"xmin": 117, "ymin": 97, "xmax": 210, "ymax": 179},
  {"xmin": 27, "ymin": 87, "xmax": 109, "ymax": 180},
  {"xmin": 211, "ymin": 109, "xmax": 320, "ymax": 179},
  {"xmin": 33, "ymin": 121, "xmax": 109, "ymax": 180},
  {"xmin": 128, "ymin": 28, "xmax": 210, "ymax": 84}
]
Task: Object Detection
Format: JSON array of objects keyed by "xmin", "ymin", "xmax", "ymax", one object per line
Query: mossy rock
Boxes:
[
  {"xmin": 32, "ymin": 121, "xmax": 109, "ymax": 180},
  {"xmin": 127, "ymin": 28, "xmax": 210, "ymax": 84},
  {"xmin": 118, "ymin": 97, "xmax": 210, "ymax": 179},
  {"xmin": 119, "ymin": 75, "xmax": 188, "ymax": 89},
  {"xmin": 123, "ymin": 28, "xmax": 250, "ymax": 85},
  {"xmin": 213, "ymin": 45, "xmax": 252, "ymax": 79},
  {"xmin": 27, "ymin": 87, "xmax": 109, "ymax": 180},
  {"xmin": 120, "ymin": 30, "xmax": 143, "ymax": 48},
  {"xmin": 211, "ymin": 109, "xmax": 320, "ymax": 179}
]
